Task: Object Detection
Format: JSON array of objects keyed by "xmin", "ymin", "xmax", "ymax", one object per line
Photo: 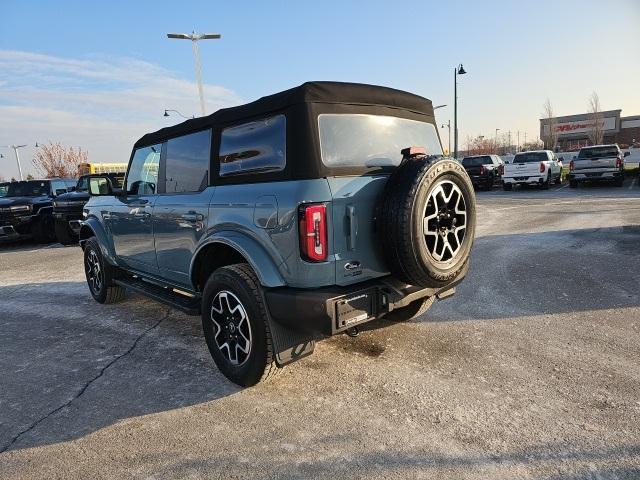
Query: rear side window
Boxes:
[
  {"xmin": 219, "ymin": 115, "xmax": 286, "ymax": 177},
  {"xmin": 126, "ymin": 144, "xmax": 161, "ymax": 195},
  {"xmin": 165, "ymin": 130, "xmax": 211, "ymax": 193},
  {"xmin": 513, "ymin": 152, "xmax": 548, "ymax": 163},
  {"xmin": 462, "ymin": 156, "xmax": 492, "ymax": 167},
  {"xmin": 578, "ymin": 146, "xmax": 619, "ymax": 159}
]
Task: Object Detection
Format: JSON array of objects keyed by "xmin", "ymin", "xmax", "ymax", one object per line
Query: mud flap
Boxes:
[{"xmin": 268, "ymin": 318, "xmax": 316, "ymax": 367}]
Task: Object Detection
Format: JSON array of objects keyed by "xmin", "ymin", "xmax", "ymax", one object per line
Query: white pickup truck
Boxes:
[
  {"xmin": 568, "ymin": 144, "xmax": 628, "ymax": 188},
  {"xmin": 502, "ymin": 150, "xmax": 562, "ymax": 191}
]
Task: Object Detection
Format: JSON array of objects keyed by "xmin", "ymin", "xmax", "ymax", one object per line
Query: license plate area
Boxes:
[{"xmin": 335, "ymin": 289, "xmax": 376, "ymax": 331}]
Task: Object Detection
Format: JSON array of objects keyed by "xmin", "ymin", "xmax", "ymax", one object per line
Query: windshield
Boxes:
[
  {"xmin": 318, "ymin": 114, "xmax": 442, "ymax": 168},
  {"xmin": 514, "ymin": 152, "xmax": 547, "ymax": 163},
  {"xmin": 6, "ymin": 181, "xmax": 50, "ymax": 197},
  {"xmin": 578, "ymin": 146, "xmax": 619, "ymax": 159},
  {"xmin": 462, "ymin": 156, "xmax": 492, "ymax": 167},
  {"xmin": 76, "ymin": 176, "xmax": 89, "ymax": 192}
]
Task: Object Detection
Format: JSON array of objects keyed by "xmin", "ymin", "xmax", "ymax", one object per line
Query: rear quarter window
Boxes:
[{"xmin": 218, "ymin": 115, "xmax": 286, "ymax": 177}]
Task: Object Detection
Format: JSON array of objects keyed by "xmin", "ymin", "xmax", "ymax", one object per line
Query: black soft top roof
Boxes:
[{"xmin": 135, "ymin": 81, "xmax": 434, "ymax": 148}]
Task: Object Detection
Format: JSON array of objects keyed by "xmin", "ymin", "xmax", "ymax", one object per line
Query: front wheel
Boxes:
[
  {"xmin": 202, "ymin": 263, "xmax": 280, "ymax": 387},
  {"xmin": 503, "ymin": 183, "xmax": 513, "ymax": 191},
  {"xmin": 31, "ymin": 215, "xmax": 55, "ymax": 243},
  {"xmin": 55, "ymin": 219, "xmax": 77, "ymax": 245},
  {"xmin": 84, "ymin": 237, "xmax": 125, "ymax": 304}
]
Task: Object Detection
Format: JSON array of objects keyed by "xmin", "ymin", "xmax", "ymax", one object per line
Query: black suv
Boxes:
[
  {"xmin": 54, "ymin": 173, "xmax": 124, "ymax": 245},
  {"xmin": 0, "ymin": 179, "xmax": 76, "ymax": 243},
  {"xmin": 461, "ymin": 155, "xmax": 504, "ymax": 190}
]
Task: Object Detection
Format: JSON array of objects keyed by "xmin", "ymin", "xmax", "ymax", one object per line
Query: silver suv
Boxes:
[{"xmin": 81, "ymin": 82, "xmax": 476, "ymax": 386}]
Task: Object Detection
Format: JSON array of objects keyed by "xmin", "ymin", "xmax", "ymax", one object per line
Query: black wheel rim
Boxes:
[
  {"xmin": 85, "ymin": 249, "xmax": 103, "ymax": 294},
  {"xmin": 210, "ymin": 290, "xmax": 252, "ymax": 366}
]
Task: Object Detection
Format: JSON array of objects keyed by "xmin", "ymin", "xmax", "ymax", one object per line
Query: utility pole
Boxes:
[
  {"xmin": 524, "ymin": 132, "xmax": 527, "ymax": 148},
  {"xmin": 494, "ymin": 128, "xmax": 500, "ymax": 154},
  {"xmin": 167, "ymin": 31, "xmax": 221, "ymax": 116},
  {"xmin": 0, "ymin": 144, "xmax": 27, "ymax": 181},
  {"xmin": 508, "ymin": 131, "xmax": 512, "ymax": 154}
]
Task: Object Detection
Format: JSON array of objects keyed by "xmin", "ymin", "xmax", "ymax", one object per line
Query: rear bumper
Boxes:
[
  {"xmin": 470, "ymin": 175, "xmax": 495, "ymax": 187},
  {"xmin": 265, "ymin": 263, "xmax": 468, "ymax": 337},
  {"xmin": 502, "ymin": 175, "xmax": 545, "ymax": 185},
  {"xmin": 568, "ymin": 170, "xmax": 623, "ymax": 182}
]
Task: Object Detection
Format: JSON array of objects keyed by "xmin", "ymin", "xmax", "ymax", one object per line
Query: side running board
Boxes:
[{"xmin": 114, "ymin": 276, "xmax": 201, "ymax": 316}]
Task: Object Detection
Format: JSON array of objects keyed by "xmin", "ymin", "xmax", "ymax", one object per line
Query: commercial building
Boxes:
[{"xmin": 540, "ymin": 110, "xmax": 640, "ymax": 151}]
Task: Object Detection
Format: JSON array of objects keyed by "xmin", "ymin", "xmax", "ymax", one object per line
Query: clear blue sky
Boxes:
[{"xmin": 1, "ymin": 0, "xmax": 638, "ymax": 178}]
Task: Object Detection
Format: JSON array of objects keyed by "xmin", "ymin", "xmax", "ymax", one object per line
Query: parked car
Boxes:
[
  {"xmin": 568, "ymin": 144, "xmax": 628, "ymax": 188},
  {"xmin": 0, "ymin": 178, "xmax": 76, "ymax": 242},
  {"xmin": 461, "ymin": 154, "xmax": 504, "ymax": 190},
  {"xmin": 53, "ymin": 173, "xmax": 124, "ymax": 245},
  {"xmin": 80, "ymin": 81, "xmax": 476, "ymax": 386},
  {"xmin": 0, "ymin": 182, "xmax": 9, "ymax": 197},
  {"xmin": 502, "ymin": 150, "xmax": 562, "ymax": 190}
]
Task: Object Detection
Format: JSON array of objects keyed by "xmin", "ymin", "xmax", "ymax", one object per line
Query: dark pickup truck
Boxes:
[
  {"xmin": 53, "ymin": 173, "xmax": 124, "ymax": 244},
  {"xmin": 461, "ymin": 155, "xmax": 504, "ymax": 190},
  {"xmin": 0, "ymin": 179, "xmax": 76, "ymax": 243}
]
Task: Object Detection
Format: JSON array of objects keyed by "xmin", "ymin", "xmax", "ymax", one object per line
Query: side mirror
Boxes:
[
  {"xmin": 88, "ymin": 176, "xmax": 115, "ymax": 196},
  {"xmin": 624, "ymin": 151, "xmax": 630, "ymax": 157}
]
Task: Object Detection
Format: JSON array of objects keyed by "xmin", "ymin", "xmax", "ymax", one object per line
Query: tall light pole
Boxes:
[
  {"xmin": 167, "ymin": 31, "xmax": 221, "ymax": 116},
  {"xmin": 1, "ymin": 144, "xmax": 27, "ymax": 181},
  {"xmin": 453, "ymin": 64, "xmax": 467, "ymax": 160},
  {"xmin": 495, "ymin": 128, "xmax": 500, "ymax": 154},
  {"xmin": 441, "ymin": 120, "xmax": 451, "ymax": 156}
]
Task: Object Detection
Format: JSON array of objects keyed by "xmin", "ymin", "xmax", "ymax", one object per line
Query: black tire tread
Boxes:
[
  {"xmin": 55, "ymin": 219, "xmax": 77, "ymax": 245},
  {"xmin": 84, "ymin": 237, "xmax": 125, "ymax": 304}
]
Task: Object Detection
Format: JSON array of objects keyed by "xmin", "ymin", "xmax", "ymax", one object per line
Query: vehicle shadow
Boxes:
[
  {"xmin": 110, "ymin": 441, "xmax": 640, "ymax": 479},
  {"xmin": 0, "ymin": 281, "xmax": 238, "ymax": 452}
]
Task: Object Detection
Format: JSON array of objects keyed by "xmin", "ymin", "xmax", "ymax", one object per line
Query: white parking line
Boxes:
[
  {"xmin": 557, "ymin": 183, "xmax": 569, "ymax": 190},
  {"xmin": 629, "ymin": 178, "xmax": 637, "ymax": 190}
]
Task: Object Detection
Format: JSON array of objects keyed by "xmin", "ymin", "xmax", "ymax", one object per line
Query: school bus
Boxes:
[{"xmin": 77, "ymin": 162, "xmax": 128, "ymax": 176}]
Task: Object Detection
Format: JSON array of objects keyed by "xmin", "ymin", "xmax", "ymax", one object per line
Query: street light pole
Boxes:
[
  {"xmin": 441, "ymin": 120, "xmax": 451, "ymax": 156},
  {"xmin": 1, "ymin": 144, "xmax": 27, "ymax": 181},
  {"xmin": 453, "ymin": 64, "xmax": 467, "ymax": 160},
  {"xmin": 167, "ymin": 31, "xmax": 221, "ymax": 117},
  {"xmin": 495, "ymin": 128, "xmax": 500, "ymax": 154}
]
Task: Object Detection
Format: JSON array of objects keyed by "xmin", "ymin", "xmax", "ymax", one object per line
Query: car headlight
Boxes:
[{"xmin": 10, "ymin": 205, "xmax": 32, "ymax": 213}]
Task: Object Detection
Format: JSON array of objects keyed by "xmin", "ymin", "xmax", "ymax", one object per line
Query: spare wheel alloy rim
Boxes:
[
  {"xmin": 210, "ymin": 290, "xmax": 252, "ymax": 366},
  {"xmin": 422, "ymin": 179, "xmax": 467, "ymax": 263}
]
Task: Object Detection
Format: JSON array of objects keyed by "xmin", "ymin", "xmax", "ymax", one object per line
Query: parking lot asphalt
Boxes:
[{"xmin": 1, "ymin": 179, "xmax": 639, "ymax": 479}]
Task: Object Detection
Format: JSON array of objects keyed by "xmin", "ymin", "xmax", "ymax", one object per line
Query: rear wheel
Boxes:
[
  {"xmin": 379, "ymin": 158, "xmax": 476, "ymax": 288},
  {"xmin": 614, "ymin": 176, "xmax": 624, "ymax": 187},
  {"xmin": 503, "ymin": 183, "xmax": 513, "ymax": 191},
  {"xmin": 201, "ymin": 263, "xmax": 280, "ymax": 387},
  {"xmin": 55, "ymin": 219, "xmax": 77, "ymax": 245},
  {"xmin": 542, "ymin": 173, "xmax": 551, "ymax": 190},
  {"xmin": 384, "ymin": 296, "xmax": 436, "ymax": 322},
  {"xmin": 84, "ymin": 237, "xmax": 125, "ymax": 303},
  {"xmin": 555, "ymin": 172, "xmax": 562, "ymax": 184}
]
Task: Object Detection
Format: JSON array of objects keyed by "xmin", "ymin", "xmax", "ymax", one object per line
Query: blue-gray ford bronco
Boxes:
[{"xmin": 81, "ymin": 82, "xmax": 476, "ymax": 386}]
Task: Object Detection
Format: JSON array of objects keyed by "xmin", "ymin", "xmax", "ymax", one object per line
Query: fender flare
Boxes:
[
  {"xmin": 79, "ymin": 216, "xmax": 118, "ymax": 266},
  {"xmin": 191, "ymin": 231, "xmax": 285, "ymax": 288}
]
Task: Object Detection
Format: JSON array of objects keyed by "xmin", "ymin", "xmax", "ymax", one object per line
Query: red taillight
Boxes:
[
  {"xmin": 299, "ymin": 204, "xmax": 328, "ymax": 262},
  {"xmin": 479, "ymin": 165, "xmax": 485, "ymax": 175},
  {"xmin": 539, "ymin": 162, "xmax": 546, "ymax": 173},
  {"xmin": 616, "ymin": 156, "xmax": 623, "ymax": 169},
  {"xmin": 569, "ymin": 160, "xmax": 575, "ymax": 171}
]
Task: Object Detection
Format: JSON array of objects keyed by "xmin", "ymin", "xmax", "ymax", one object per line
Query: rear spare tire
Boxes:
[{"xmin": 379, "ymin": 158, "xmax": 476, "ymax": 288}]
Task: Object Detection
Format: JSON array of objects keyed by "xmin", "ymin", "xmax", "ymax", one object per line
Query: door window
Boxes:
[
  {"xmin": 165, "ymin": 130, "xmax": 211, "ymax": 193},
  {"xmin": 126, "ymin": 145, "xmax": 161, "ymax": 195}
]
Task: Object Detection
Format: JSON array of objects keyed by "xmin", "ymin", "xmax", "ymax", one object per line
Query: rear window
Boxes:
[
  {"xmin": 578, "ymin": 146, "xmax": 619, "ymax": 159},
  {"xmin": 513, "ymin": 152, "xmax": 548, "ymax": 163},
  {"xmin": 318, "ymin": 114, "xmax": 442, "ymax": 168},
  {"xmin": 462, "ymin": 156, "xmax": 492, "ymax": 167}
]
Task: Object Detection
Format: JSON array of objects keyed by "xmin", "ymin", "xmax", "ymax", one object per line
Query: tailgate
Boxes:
[
  {"xmin": 504, "ymin": 163, "xmax": 540, "ymax": 177},
  {"xmin": 573, "ymin": 157, "xmax": 617, "ymax": 171},
  {"xmin": 327, "ymin": 176, "xmax": 389, "ymax": 286}
]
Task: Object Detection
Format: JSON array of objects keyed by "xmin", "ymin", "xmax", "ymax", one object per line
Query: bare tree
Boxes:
[
  {"xmin": 587, "ymin": 92, "xmax": 604, "ymax": 145},
  {"xmin": 33, "ymin": 142, "xmax": 88, "ymax": 178},
  {"xmin": 542, "ymin": 98, "xmax": 558, "ymax": 151}
]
